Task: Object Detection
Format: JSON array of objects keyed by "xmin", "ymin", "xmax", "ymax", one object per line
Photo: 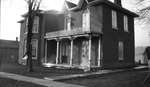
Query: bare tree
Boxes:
[
  {"xmin": 136, "ymin": 0, "xmax": 150, "ymax": 24},
  {"xmin": 24, "ymin": 0, "xmax": 42, "ymax": 72}
]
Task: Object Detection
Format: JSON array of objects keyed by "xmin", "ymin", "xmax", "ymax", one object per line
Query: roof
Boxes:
[
  {"xmin": 21, "ymin": 10, "xmax": 43, "ymax": 17},
  {"xmin": 0, "ymin": 39, "xmax": 19, "ymax": 48},
  {"xmin": 17, "ymin": 19, "xmax": 25, "ymax": 23},
  {"xmin": 66, "ymin": 0, "xmax": 138, "ymax": 17}
]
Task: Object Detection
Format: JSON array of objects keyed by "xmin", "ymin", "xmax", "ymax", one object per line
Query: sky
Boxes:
[{"xmin": 1, "ymin": 0, "xmax": 150, "ymax": 47}]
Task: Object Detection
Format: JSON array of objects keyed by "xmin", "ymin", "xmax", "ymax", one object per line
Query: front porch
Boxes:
[{"xmin": 44, "ymin": 33, "xmax": 103, "ymax": 70}]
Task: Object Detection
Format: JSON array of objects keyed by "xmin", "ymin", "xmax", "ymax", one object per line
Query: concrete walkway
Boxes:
[
  {"xmin": 0, "ymin": 72, "xmax": 85, "ymax": 87},
  {"xmin": 45, "ymin": 66, "xmax": 148, "ymax": 81}
]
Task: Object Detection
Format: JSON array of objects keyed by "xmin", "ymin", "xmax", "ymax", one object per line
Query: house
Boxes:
[
  {"xmin": 0, "ymin": 39, "xmax": 19, "ymax": 64},
  {"xmin": 18, "ymin": 10, "xmax": 65, "ymax": 65},
  {"xmin": 18, "ymin": 0, "xmax": 138, "ymax": 70}
]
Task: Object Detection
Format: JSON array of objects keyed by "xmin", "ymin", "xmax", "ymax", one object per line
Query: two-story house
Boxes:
[
  {"xmin": 19, "ymin": 0, "xmax": 138, "ymax": 70},
  {"xmin": 18, "ymin": 10, "xmax": 65, "ymax": 65}
]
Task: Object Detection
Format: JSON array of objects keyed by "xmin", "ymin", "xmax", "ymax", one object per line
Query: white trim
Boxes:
[
  {"xmin": 56, "ymin": 40, "xmax": 60, "ymax": 64},
  {"xmin": 45, "ymin": 40, "xmax": 47, "ymax": 63},
  {"xmin": 70, "ymin": 39, "xmax": 74, "ymax": 65},
  {"xmin": 98, "ymin": 37, "xmax": 101, "ymax": 67},
  {"xmin": 89, "ymin": 36, "xmax": 92, "ymax": 67}
]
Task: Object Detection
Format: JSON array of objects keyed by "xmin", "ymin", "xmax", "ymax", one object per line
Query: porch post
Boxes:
[
  {"xmin": 89, "ymin": 35, "xmax": 92, "ymax": 67},
  {"xmin": 98, "ymin": 37, "xmax": 101, "ymax": 67},
  {"xmin": 45, "ymin": 39, "xmax": 47, "ymax": 63},
  {"xmin": 70, "ymin": 37, "xmax": 74, "ymax": 66},
  {"xmin": 56, "ymin": 39, "xmax": 60, "ymax": 64}
]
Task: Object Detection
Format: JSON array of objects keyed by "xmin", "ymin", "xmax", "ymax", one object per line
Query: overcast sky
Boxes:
[{"xmin": 1, "ymin": 0, "xmax": 150, "ymax": 47}]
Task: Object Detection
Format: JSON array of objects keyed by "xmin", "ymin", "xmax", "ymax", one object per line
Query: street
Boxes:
[{"xmin": 0, "ymin": 62, "xmax": 149, "ymax": 87}]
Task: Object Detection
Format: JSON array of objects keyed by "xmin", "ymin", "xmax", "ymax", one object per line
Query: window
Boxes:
[
  {"xmin": 112, "ymin": 10, "xmax": 117, "ymax": 29},
  {"xmin": 82, "ymin": 9, "xmax": 90, "ymax": 31},
  {"xmin": 32, "ymin": 16, "xmax": 39, "ymax": 33},
  {"xmin": 23, "ymin": 39, "xmax": 38, "ymax": 59},
  {"xmin": 66, "ymin": 14, "xmax": 71, "ymax": 31},
  {"xmin": 24, "ymin": 18, "xmax": 28, "ymax": 33},
  {"xmin": 23, "ymin": 39, "xmax": 27, "ymax": 55},
  {"xmin": 31, "ymin": 39, "xmax": 38, "ymax": 59},
  {"xmin": 118, "ymin": 41, "xmax": 124, "ymax": 61},
  {"xmin": 124, "ymin": 15, "xmax": 128, "ymax": 32}
]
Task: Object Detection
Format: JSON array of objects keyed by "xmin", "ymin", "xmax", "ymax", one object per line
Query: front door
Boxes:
[
  {"xmin": 60, "ymin": 39, "xmax": 70, "ymax": 64},
  {"xmin": 80, "ymin": 40, "xmax": 89, "ymax": 67}
]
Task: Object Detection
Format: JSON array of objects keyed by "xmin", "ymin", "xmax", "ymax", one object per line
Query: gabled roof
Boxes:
[
  {"xmin": 66, "ymin": 1, "xmax": 77, "ymax": 8},
  {"xmin": 65, "ymin": 0, "xmax": 138, "ymax": 17},
  {"xmin": 65, "ymin": 0, "xmax": 87, "ymax": 11}
]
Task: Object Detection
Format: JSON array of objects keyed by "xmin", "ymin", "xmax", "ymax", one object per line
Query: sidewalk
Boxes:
[
  {"xmin": 44, "ymin": 65, "xmax": 148, "ymax": 81},
  {"xmin": 0, "ymin": 72, "xmax": 85, "ymax": 87}
]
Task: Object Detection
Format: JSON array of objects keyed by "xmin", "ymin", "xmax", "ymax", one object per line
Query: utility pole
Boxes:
[{"xmin": 25, "ymin": 0, "xmax": 41, "ymax": 72}]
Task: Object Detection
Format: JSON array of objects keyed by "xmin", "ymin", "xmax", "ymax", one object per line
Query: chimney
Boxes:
[
  {"xmin": 114, "ymin": 0, "xmax": 122, "ymax": 6},
  {"xmin": 16, "ymin": 37, "xmax": 18, "ymax": 42}
]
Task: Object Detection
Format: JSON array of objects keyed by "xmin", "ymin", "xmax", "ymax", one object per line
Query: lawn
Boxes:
[
  {"xmin": 0, "ymin": 62, "xmax": 84, "ymax": 79},
  {"xmin": 61, "ymin": 69, "xmax": 149, "ymax": 87},
  {"xmin": 0, "ymin": 77, "xmax": 46, "ymax": 87}
]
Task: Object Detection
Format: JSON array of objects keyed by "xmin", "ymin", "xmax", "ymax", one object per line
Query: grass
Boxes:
[
  {"xmin": 61, "ymin": 69, "xmax": 149, "ymax": 87},
  {"xmin": 0, "ymin": 77, "xmax": 46, "ymax": 87},
  {"xmin": 0, "ymin": 62, "xmax": 84, "ymax": 79}
]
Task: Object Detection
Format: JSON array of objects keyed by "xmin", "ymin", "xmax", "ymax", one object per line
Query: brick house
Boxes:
[
  {"xmin": 18, "ymin": 0, "xmax": 138, "ymax": 69},
  {"xmin": 18, "ymin": 10, "xmax": 65, "ymax": 65}
]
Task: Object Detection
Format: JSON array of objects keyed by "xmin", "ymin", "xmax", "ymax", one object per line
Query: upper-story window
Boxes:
[
  {"xmin": 32, "ymin": 16, "xmax": 39, "ymax": 33},
  {"xmin": 124, "ymin": 15, "xmax": 128, "ymax": 32},
  {"xmin": 24, "ymin": 18, "xmax": 28, "ymax": 33},
  {"xmin": 66, "ymin": 14, "xmax": 71, "ymax": 31},
  {"xmin": 24, "ymin": 16, "xmax": 39, "ymax": 34},
  {"xmin": 118, "ymin": 41, "xmax": 124, "ymax": 61},
  {"xmin": 112, "ymin": 10, "xmax": 117, "ymax": 29},
  {"xmin": 82, "ymin": 9, "xmax": 90, "ymax": 31}
]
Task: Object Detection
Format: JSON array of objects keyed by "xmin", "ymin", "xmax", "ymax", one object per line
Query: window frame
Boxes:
[
  {"xmin": 66, "ymin": 14, "xmax": 71, "ymax": 31},
  {"xmin": 118, "ymin": 41, "xmax": 124, "ymax": 61},
  {"xmin": 82, "ymin": 9, "xmax": 90, "ymax": 31},
  {"xmin": 112, "ymin": 10, "xmax": 118, "ymax": 29},
  {"xmin": 124, "ymin": 15, "xmax": 128, "ymax": 32},
  {"xmin": 32, "ymin": 16, "xmax": 39, "ymax": 33},
  {"xmin": 31, "ymin": 39, "xmax": 38, "ymax": 60},
  {"xmin": 24, "ymin": 18, "xmax": 28, "ymax": 34}
]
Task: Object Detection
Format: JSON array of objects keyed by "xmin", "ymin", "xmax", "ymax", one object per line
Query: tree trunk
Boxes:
[{"xmin": 26, "ymin": 2, "xmax": 34, "ymax": 72}]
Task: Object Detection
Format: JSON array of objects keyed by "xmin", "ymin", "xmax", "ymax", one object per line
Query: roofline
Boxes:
[
  {"xmin": 70, "ymin": 0, "xmax": 139, "ymax": 17},
  {"xmin": 89, "ymin": 0, "xmax": 139, "ymax": 17},
  {"xmin": 17, "ymin": 19, "xmax": 25, "ymax": 23}
]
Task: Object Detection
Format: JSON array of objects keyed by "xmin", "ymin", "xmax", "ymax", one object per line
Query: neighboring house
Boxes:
[
  {"xmin": 135, "ymin": 46, "xmax": 149, "ymax": 64},
  {"xmin": 0, "ymin": 39, "xmax": 19, "ymax": 64},
  {"xmin": 18, "ymin": 0, "xmax": 138, "ymax": 69}
]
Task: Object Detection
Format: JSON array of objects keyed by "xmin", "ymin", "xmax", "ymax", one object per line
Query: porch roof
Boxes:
[{"xmin": 45, "ymin": 28, "xmax": 101, "ymax": 39}]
